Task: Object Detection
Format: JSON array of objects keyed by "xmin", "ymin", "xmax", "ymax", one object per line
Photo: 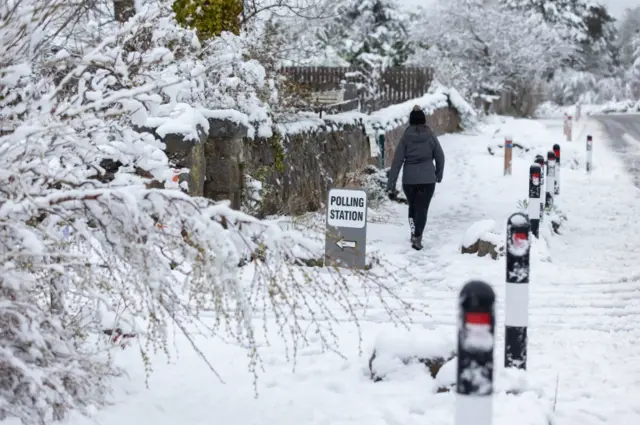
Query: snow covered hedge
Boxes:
[{"xmin": 0, "ymin": 2, "xmax": 419, "ymax": 424}]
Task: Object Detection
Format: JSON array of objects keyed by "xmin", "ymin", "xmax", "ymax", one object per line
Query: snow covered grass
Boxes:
[{"xmin": 30, "ymin": 114, "xmax": 640, "ymax": 425}]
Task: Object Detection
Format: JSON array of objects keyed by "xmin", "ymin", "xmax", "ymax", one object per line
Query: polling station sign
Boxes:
[{"xmin": 324, "ymin": 188, "xmax": 368, "ymax": 269}]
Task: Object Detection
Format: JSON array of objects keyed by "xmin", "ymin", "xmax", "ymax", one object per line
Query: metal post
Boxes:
[
  {"xmin": 534, "ymin": 155, "xmax": 545, "ymax": 220},
  {"xmin": 545, "ymin": 151, "xmax": 556, "ymax": 210},
  {"xmin": 566, "ymin": 115, "xmax": 573, "ymax": 141},
  {"xmin": 456, "ymin": 280, "xmax": 495, "ymax": 425},
  {"xmin": 586, "ymin": 135, "xmax": 593, "ymax": 173},
  {"xmin": 553, "ymin": 144, "xmax": 560, "ymax": 196},
  {"xmin": 528, "ymin": 164, "xmax": 541, "ymax": 238},
  {"xmin": 377, "ymin": 133, "xmax": 386, "ymax": 169},
  {"xmin": 504, "ymin": 136, "xmax": 513, "ymax": 176},
  {"xmin": 505, "ymin": 213, "xmax": 531, "ymax": 370}
]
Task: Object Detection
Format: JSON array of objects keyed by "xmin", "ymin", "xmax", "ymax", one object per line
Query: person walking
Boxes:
[{"xmin": 386, "ymin": 105, "xmax": 445, "ymax": 251}]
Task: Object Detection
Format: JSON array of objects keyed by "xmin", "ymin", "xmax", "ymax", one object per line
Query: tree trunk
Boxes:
[
  {"xmin": 113, "ymin": 0, "xmax": 135, "ymax": 23},
  {"xmin": 50, "ymin": 276, "xmax": 65, "ymax": 315}
]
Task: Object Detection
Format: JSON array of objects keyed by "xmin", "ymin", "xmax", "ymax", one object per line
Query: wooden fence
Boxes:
[{"xmin": 280, "ymin": 66, "xmax": 434, "ymax": 112}]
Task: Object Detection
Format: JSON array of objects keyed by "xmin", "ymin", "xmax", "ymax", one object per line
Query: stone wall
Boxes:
[
  {"xmin": 243, "ymin": 121, "xmax": 370, "ymax": 217},
  {"xmin": 162, "ymin": 130, "xmax": 206, "ymax": 196},
  {"xmin": 139, "ymin": 117, "xmax": 245, "ymax": 209},
  {"xmin": 145, "ymin": 101, "xmax": 463, "ymax": 217},
  {"xmin": 204, "ymin": 119, "xmax": 246, "ymax": 208}
]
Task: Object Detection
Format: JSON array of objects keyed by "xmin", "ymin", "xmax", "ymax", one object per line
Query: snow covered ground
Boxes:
[{"xmin": 31, "ymin": 115, "xmax": 640, "ymax": 425}]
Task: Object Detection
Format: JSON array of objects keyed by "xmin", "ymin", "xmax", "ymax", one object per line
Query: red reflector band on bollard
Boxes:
[
  {"xmin": 531, "ymin": 173, "xmax": 540, "ymax": 186},
  {"xmin": 465, "ymin": 312, "xmax": 490, "ymax": 325},
  {"xmin": 513, "ymin": 232, "xmax": 528, "ymax": 248}
]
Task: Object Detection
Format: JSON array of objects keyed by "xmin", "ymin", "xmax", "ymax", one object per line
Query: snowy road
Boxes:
[
  {"xmin": 591, "ymin": 113, "xmax": 640, "ymax": 187},
  {"xmin": 45, "ymin": 116, "xmax": 640, "ymax": 425}
]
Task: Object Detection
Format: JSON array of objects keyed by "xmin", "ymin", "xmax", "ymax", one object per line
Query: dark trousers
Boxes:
[{"xmin": 402, "ymin": 183, "xmax": 436, "ymax": 238}]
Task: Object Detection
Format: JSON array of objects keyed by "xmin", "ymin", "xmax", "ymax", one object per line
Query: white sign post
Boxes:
[{"xmin": 325, "ymin": 188, "xmax": 368, "ymax": 269}]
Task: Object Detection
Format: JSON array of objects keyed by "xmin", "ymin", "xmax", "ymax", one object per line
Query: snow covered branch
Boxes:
[
  {"xmin": 0, "ymin": 1, "xmax": 418, "ymax": 423},
  {"xmin": 410, "ymin": 0, "xmax": 573, "ymax": 102}
]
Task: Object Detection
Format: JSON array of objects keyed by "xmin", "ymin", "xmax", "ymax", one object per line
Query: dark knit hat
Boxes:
[{"xmin": 409, "ymin": 105, "xmax": 426, "ymax": 125}]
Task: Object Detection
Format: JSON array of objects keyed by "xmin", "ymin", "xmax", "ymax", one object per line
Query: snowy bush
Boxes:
[
  {"xmin": 368, "ymin": 328, "xmax": 455, "ymax": 383},
  {"xmin": 547, "ymin": 69, "xmax": 598, "ymax": 105},
  {"xmin": 0, "ymin": 2, "xmax": 416, "ymax": 423},
  {"xmin": 358, "ymin": 166, "xmax": 407, "ymax": 207},
  {"xmin": 627, "ymin": 57, "xmax": 640, "ymax": 100},
  {"xmin": 361, "ymin": 166, "xmax": 390, "ymax": 205},
  {"xmin": 315, "ymin": 0, "xmax": 414, "ymax": 111},
  {"xmin": 460, "ymin": 220, "xmax": 503, "ymax": 260},
  {"xmin": 316, "ymin": 0, "xmax": 412, "ymax": 68},
  {"xmin": 516, "ymin": 200, "xmax": 567, "ymax": 235},
  {"xmin": 538, "ymin": 4, "xmax": 639, "ymax": 106},
  {"xmin": 409, "ymin": 0, "xmax": 572, "ymax": 108},
  {"xmin": 500, "ymin": 0, "xmax": 618, "ymax": 75},
  {"xmin": 411, "ymin": 0, "xmax": 636, "ymax": 109},
  {"xmin": 172, "ymin": 0, "xmax": 242, "ymax": 39},
  {"xmin": 619, "ymin": 7, "xmax": 640, "ymax": 72}
]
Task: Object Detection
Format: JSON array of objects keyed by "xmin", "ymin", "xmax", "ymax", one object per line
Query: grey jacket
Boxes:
[{"xmin": 387, "ymin": 124, "xmax": 445, "ymax": 191}]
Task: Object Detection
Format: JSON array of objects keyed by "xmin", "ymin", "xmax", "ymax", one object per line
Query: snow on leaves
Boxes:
[
  {"xmin": 1, "ymin": 2, "xmax": 423, "ymax": 423},
  {"xmin": 410, "ymin": 0, "xmax": 574, "ymax": 100},
  {"xmin": 0, "ymin": 1, "xmax": 336, "ymax": 423}
]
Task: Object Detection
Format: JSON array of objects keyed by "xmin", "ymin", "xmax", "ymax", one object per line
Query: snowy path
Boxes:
[
  {"xmin": 47, "ymin": 116, "xmax": 640, "ymax": 425},
  {"xmin": 532, "ymin": 116, "xmax": 640, "ymax": 425},
  {"xmin": 365, "ymin": 116, "xmax": 640, "ymax": 425}
]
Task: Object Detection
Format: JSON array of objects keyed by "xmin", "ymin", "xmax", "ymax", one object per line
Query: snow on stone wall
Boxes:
[{"xmin": 144, "ymin": 84, "xmax": 475, "ymax": 216}]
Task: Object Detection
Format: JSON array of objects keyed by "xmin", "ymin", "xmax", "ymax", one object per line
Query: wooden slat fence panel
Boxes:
[{"xmin": 280, "ymin": 66, "xmax": 434, "ymax": 113}]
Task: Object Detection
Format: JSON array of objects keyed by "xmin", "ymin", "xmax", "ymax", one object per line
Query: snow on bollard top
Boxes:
[
  {"xmin": 507, "ymin": 225, "xmax": 530, "ymax": 259},
  {"xmin": 508, "ymin": 213, "xmax": 528, "ymax": 226}
]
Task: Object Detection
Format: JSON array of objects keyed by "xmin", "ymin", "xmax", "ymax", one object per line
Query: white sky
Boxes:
[{"xmin": 599, "ymin": 0, "xmax": 637, "ymax": 18}]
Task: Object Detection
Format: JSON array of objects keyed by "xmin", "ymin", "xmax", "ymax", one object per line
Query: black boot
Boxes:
[{"xmin": 411, "ymin": 235, "xmax": 423, "ymax": 251}]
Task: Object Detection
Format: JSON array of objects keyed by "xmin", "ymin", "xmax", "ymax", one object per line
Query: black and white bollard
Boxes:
[
  {"xmin": 586, "ymin": 135, "xmax": 593, "ymax": 173},
  {"xmin": 534, "ymin": 155, "xmax": 545, "ymax": 221},
  {"xmin": 505, "ymin": 213, "xmax": 531, "ymax": 370},
  {"xmin": 528, "ymin": 164, "xmax": 542, "ymax": 238},
  {"xmin": 456, "ymin": 280, "xmax": 495, "ymax": 425},
  {"xmin": 545, "ymin": 151, "xmax": 556, "ymax": 210},
  {"xmin": 553, "ymin": 144, "xmax": 561, "ymax": 195}
]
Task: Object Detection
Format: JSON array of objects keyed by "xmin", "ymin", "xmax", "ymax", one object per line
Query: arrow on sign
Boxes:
[{"xmin": 336, "ymin": 238, "xmax": 357, "ymax": 250}]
